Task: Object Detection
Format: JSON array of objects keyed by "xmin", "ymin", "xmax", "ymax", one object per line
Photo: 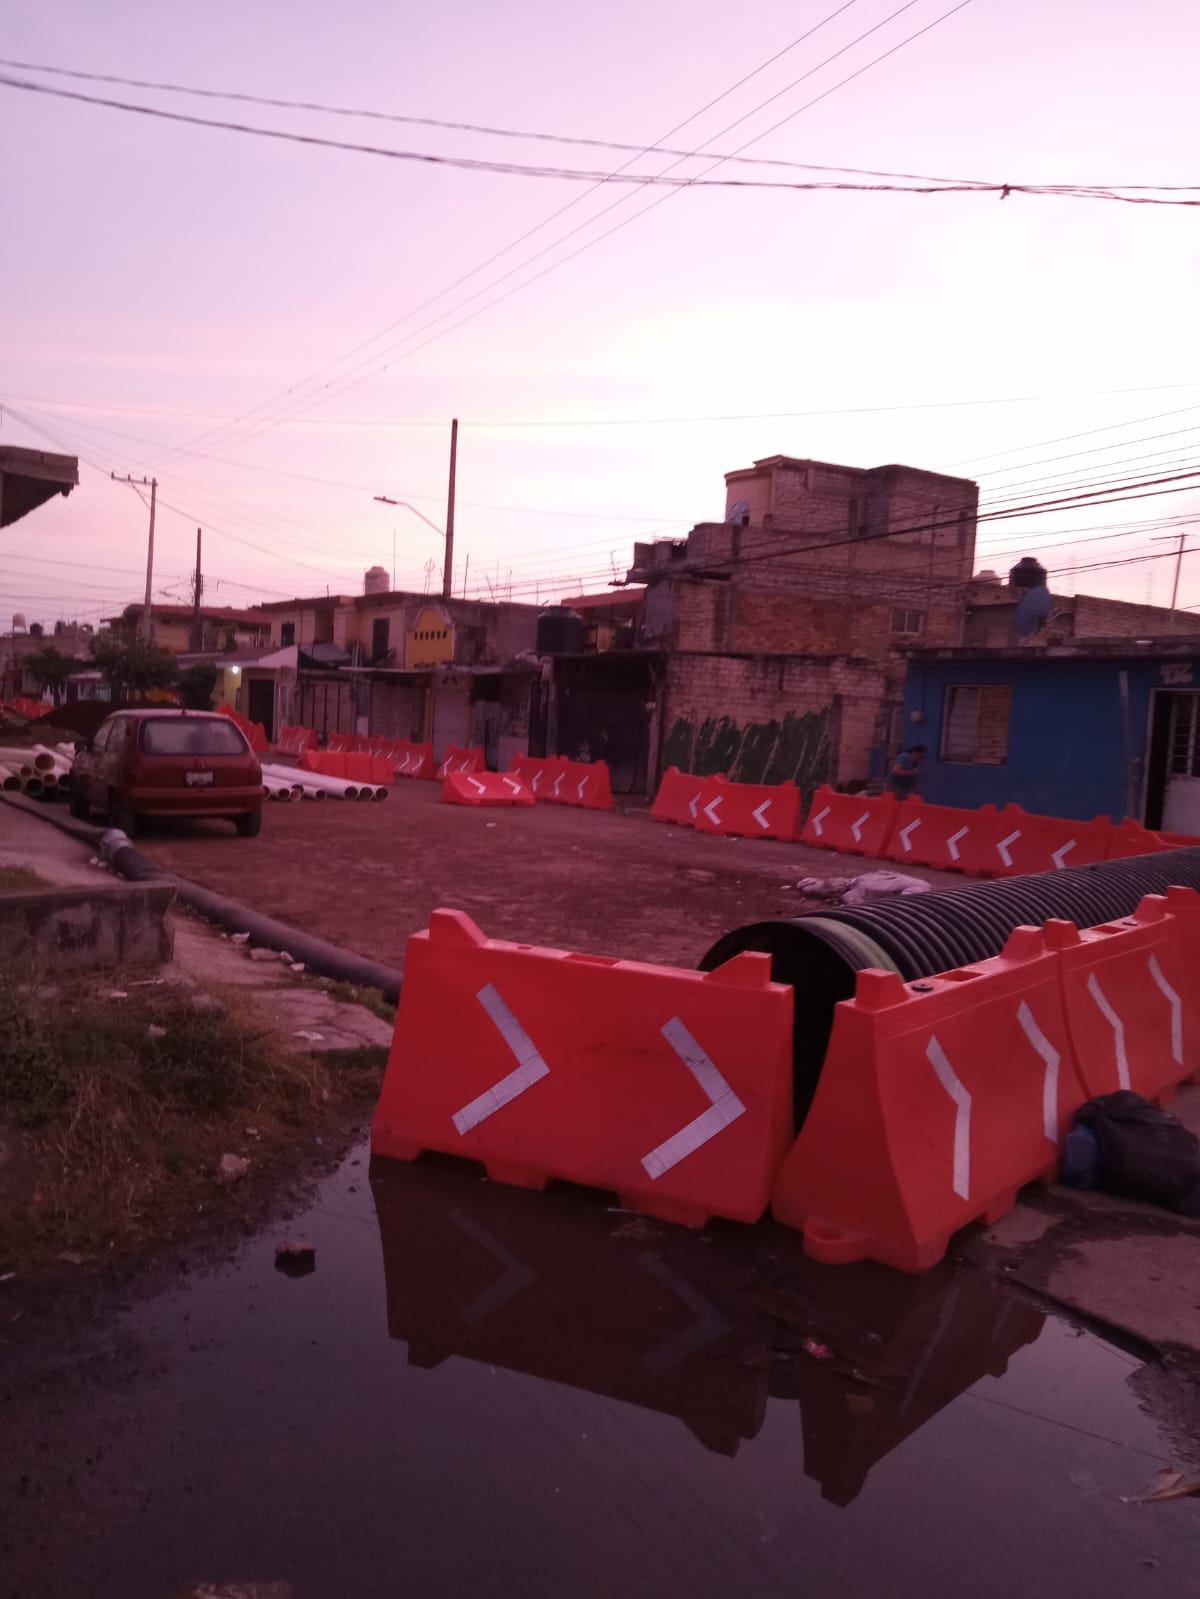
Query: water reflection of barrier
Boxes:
[{"xmin": 369, "ymin": 1157, "xmax": 1045, "ymax": 1496}]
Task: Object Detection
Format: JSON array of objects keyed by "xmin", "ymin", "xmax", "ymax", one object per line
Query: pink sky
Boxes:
[{"xmin": 3, "ymin": 0, "xmax": 1199, "ymax": 628}]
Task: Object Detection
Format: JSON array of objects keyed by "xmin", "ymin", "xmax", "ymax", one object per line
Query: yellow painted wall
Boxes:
[{"xmin": 406, "ymin": 605, "xmax": 455, "ymax": 669}]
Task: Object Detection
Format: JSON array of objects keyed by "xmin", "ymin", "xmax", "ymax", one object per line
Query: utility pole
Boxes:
[
  {"xmin": 111, "ymin": 473, "xmax": 158, "ymax": 638},
  {"xmin": 443, "ymin": 418, "xmax": 458, "ymax": 600},
  {"xmin": 1152, "ymin": 528, "xmax": 1195, "ymax": 623},
  {"xmin": 190, "ymin": 528, "xmax": 204, "ymax": 649}
]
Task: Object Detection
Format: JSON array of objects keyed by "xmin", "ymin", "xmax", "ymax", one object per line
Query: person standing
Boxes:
[{"xmin": 885, "ymin": 743, "xmax": 927, "ymax": 799}]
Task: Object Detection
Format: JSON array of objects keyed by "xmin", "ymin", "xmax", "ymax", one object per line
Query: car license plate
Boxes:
[{"xmin": 186, "ymin": 771, "xmax": 214, "ymax": 787}]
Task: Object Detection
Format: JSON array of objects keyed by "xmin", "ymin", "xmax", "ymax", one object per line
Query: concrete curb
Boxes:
[{"xmin": 0, "ymin": 793, "xmax": 404, "ymax": 1001}]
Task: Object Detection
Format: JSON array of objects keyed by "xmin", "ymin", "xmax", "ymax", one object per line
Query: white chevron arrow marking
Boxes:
[
  {"xmin": 1018, "ymin": 1001, "xmax": 1061, "ymax": 1143},
  {"xmin": 926, "ymin": 1036, "xmax": 972, "ymax": 1200},
  {"xmin": 703, "ymin": 795, "xmax": 723, "ymax": 827},
  {"xmin": 468, "ymin": 776, "xmax": 487, "ymax": 796},
  {"xmin": 898, "ymin": 818, "xmax": 921, "ymax": 853},
  {"xmin": 1051, "ymin": 840, "xmax": 1076, "ymax": 869},
  {"xmin": 1148, "ymin": 954, "xmax": 1183, "ymax": 1065},
  {"xmin": 641, "ymin": 1018, "xmax": 746, "ymax": 1179},
  {"xmin": 752, "ymin": 800, "xmax": 771, "ymax": 830},
  {"xmin": 688, "ymin": 792, "xmax": 700, "ymax": 821},
  {"xmin": 452, "ymin": 985, "xmax": 551, "ymax": 1134},
  {"xmin": 577, "ymin": 777, "xmax": 589, "ymax": 801},
  {"xmin": 551, "ymin": 773, "xmax": 565, "ymax": 798},
  {"xmin": 947, "ymin": 826, "xmax": 968, "ymax": 862},
  {"xmin": 450, "ymin": 1209, "xmax": 536, "ymax": 1325},
  {"xmin": 850, "ymin": 810, "xmax": 870, "ymax": 845},
  {"xmin": 810, "ymin": 805, "xmax": 830, "ymax": 838},
  {"xmin": 997, "ymin": 829, "xmax": 1022, "ymax": 868},
  {"xmin": 503, "ymin": 777, "xmax": 522, "ymax": 795},
  {"xmin": 1087, "ymin": 974, "xmax": 1130, "ymax": 1090}
]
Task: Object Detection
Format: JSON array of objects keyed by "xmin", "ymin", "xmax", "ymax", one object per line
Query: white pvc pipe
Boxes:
[
  {"xmin": 371, "ymin": 786, "xmax": 389, "ymax": 801},
  {"xmin": 261, "ymin": 762, "xmax": 361, "ymax": 800},
  {"xmin": 22, "ymin": 776, "xmax": 44, "ymax": 797}
]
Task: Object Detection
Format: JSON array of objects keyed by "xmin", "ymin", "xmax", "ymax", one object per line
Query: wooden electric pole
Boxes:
[
  {"xmin": 443, "ymin": 418, "xmax": 458, "ymax": 600},
  {"xmin": 111, "ymin": 473, "xmax": 158, "ymax": 638}
]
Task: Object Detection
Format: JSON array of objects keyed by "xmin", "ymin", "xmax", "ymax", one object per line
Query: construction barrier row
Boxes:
[
  {"xmin": 507, "ymin": 753, "xmax": 615, "ymax": 810},
  {"xmin": 372, "ymin": 887, "xmax": 1200, "ymax": 1270},
  {"xmin": 301, "ymin": 748, "xmax": 394, "ymax": 785},
  {"xmin": 437, "ymin": 744, "xmax": 487, "ymax": 780},
  {"xmin": 273, "ymin": 723, "xmax": 317, "ymax": 757},
  {"xmin": 442, "ymin": 771, "xmax": 535, "ymax": 807},
  {"xmin": 775, "ymin": 885, "xmax": 1200, "ymax": 1272}
]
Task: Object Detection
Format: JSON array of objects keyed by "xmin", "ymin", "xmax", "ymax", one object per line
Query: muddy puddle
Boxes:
[{"xmin": 5, "ymin": 1146, "xmax": 1200, "ymax": 1598}]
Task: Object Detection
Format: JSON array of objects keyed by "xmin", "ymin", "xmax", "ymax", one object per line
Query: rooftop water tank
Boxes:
[
  {"xmin": 1009, "ymin": 556, "xmax": 1048, "ymax": 591},
  {"xmin": 536, "ymin": 605, "xmax": 585, "ymax": 656},
  {"xmin": 364, "ymin": 565, "xmax": 390, "ymax": 595}
]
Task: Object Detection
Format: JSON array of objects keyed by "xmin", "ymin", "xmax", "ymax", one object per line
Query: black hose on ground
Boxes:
[{"xmin": 702, "ymin": 847, "xmax": 1200, "ymax": 1130}]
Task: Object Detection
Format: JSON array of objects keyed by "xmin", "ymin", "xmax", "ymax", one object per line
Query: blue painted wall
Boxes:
[{"xmin": 902, "ymin": 654, "xmax": 1200, "ymax": 822}]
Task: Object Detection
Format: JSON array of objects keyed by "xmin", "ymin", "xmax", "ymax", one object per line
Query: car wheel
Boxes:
[
  {"xmin": 109, "ymin": 791, "xmax": 139, "ymax": 837},
  {"xmin": 235, "ymin": 809, "xmax": 263, "ymax": 838}
]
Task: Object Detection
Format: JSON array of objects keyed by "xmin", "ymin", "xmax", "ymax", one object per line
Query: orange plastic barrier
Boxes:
[
  {"xmin": 649, "ymin": 767, "xmax": 724, "ymax": 826},
  {"xmin": 560, "ymin": 759, "xmax": 615, "ymax": 811},
  {"xmin": 883, "ymin": 797, "xmax": 992, "ymax": 873},
  {"xmin": 508, "ymin": 753, "xmax": 569, "ymax": 800},
  {"xmin": 393, "ymin": 740, "xmax": 436, "ymax": 779},
  {"xmin": 274, "ymin": 724, "xmax": 317, "ymax": 757},
  {"xmin": 325, "ymin": 731, "xmax": 359, "ymax": 754},
  {"xmin": 1043, "ymin": 895, "xmax": 1200, "ymax": 1103},
  {"xmin": 300, "ymin": 749, "xmax": 350, "ymax": 779},
  {"xmin": 217, "ymin": 703, "xmax": 268, "ymax": 752},
  {"xmin": 442, "ymin": 771, "xmax": 536, "ymax": 807},
  {"xmin": 772, "ymin": 927, "xmax": 1084, "ymax": 1273},
  {"xmin": 693, "ymin": 778, "xmax": 801, "ymax": 841},
  {"xmin": 983, "ymin": 804, "xmax": 1113, "ymax": 877},
  {"xmin": 371, "ymin": 909, "xmax": 794, "ymax": 1226},
  {"xmin": 436, "ymin": 744, "xmax": 486, "ymax": 779},
  {"xmin": 799, "ymin": 786, "xmax": 900, "ymax": 858}
]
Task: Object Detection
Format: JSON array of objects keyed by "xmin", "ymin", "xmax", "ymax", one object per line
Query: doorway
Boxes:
[
  {"xmin": 247, "ymin": 677, "xmax": 275, "ymax": 741},
  {"xmin": 1146, "ymin": 689, "xmax": 1200, "ymax": 832}
]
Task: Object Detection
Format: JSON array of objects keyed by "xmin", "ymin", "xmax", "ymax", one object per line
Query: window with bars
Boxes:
[
  {"xmin": 941, "ymin": 684, "xmax": 1011, "ymax": 764},
  {"xmin": 1168, "ymin": 694, "xmax": 1200, "ymax": 776}
]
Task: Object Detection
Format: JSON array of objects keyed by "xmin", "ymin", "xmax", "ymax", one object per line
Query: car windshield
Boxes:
[{"xmin": 139, "ymin": 719, "xmax": 249, "ymax": 756}]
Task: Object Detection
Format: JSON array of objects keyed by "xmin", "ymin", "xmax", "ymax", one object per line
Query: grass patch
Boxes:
[
  {"xmin": 0, "ymin": 971, "xmax": 383, "ymax": 1265},
  {"xmin": 323, "ymin": 979, "xmax": 397, "ymax": 1026},
  {"xmin": 0, "ymin": 865, "xmax": 50, "ymax": 892}
]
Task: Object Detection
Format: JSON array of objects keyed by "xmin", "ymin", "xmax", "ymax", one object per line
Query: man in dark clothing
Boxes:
[{"xmin": 885, "ymin": 744, "xmax": 927, "ymax": 799}]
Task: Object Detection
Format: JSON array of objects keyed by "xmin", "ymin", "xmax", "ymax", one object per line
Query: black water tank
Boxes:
[
  {"xmin": 536, "ymin": 605, "xmax": 585, "ymax": 655},
  {"xmin": 1009, "ymin": 556, "xmax": 1048, "ymax": 591}
]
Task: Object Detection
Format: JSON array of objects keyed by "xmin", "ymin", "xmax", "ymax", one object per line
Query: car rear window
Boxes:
[{"xmin": 139, "ymin": 719, "xmax": 250, "ymax": 756}]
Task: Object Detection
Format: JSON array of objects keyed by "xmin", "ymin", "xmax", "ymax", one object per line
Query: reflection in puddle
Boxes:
[{"xmin": 371, "ymin": 1154, "xmax": 1045, "ymax": 1505}]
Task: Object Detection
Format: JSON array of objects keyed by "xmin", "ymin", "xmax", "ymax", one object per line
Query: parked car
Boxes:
[{"xmin": 69, "ymin": 709, "xmax": 264, "ymax": 837}]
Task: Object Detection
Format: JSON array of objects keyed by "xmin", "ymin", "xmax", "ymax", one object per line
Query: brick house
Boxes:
[{"xmin": 625, "ymin": 454, "xmax": 980, "ymax": 796}]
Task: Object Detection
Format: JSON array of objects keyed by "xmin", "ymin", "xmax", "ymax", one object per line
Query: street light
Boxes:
[
  {"xmin": 371, "ymin": 418, "xmax": 458, "ymax": 599},
  {"xmin": 373, "ymin": 496, "xmax": 447, "ymax": 594}
]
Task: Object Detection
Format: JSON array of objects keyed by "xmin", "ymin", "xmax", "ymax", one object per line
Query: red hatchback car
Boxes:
[{"xmin": 70, "ymin": 709, "xmax": 264, "ymax": 837}]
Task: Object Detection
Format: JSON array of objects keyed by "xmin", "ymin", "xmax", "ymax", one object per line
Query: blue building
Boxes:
[{"xmin": 901, "ymin": 641, "xmax": 1200, "ymax": 831}]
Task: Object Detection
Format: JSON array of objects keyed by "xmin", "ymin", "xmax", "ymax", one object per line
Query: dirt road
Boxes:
[{"xmin": 139, "ymin": 782, "xmax": 954, "ymax": 972}]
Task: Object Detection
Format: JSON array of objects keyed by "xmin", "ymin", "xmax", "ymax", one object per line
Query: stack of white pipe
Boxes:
[
  {"xmin": 0, "ymin": 745, "xmax": 52, "ymax": 797},
  {"xmin": 262, "ymin": 777, "xmax": 304, "ymax": 803},
  {"xmin": 260, "ymin": 761, "xmax": 386, "ymax": 802}
]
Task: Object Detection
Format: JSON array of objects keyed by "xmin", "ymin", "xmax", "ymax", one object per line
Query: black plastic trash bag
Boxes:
[{"xmin": 1073, "ymin": 1091, "xmax": 1200, "ymax": 1217}]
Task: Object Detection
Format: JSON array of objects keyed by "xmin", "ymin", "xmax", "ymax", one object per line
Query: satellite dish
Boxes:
[
  {"xmin": 727, "ymin": 500, "xmax": 751, "ymax": 526},
  {"xmin": 1013, "ymin": 584, "xmax": 1052, "ymax": 639}
]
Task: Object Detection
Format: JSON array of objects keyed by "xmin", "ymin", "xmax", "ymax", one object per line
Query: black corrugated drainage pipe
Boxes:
[{"xmin": 700, "ymin": 848, "xmax": 1200, "ymax": 1130}]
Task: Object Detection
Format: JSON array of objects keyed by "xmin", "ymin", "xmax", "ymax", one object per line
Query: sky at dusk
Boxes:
[{"xmin": 3, "ymin": 0, "xmax": 1199, "ymax": 627}]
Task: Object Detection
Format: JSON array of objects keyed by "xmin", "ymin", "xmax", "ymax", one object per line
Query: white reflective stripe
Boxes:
[
  {"xmin": 1051, "ymin": 840, "xmax": 1077, "ymax": 869},
  {"xmin": 641, "ymin": 1017, "xmax": 746, "ymax": 1180},
  {"xmin": 688, "ymin": 792, "xmax": 701, "ymax": 820},
  {"xmin": 577, "ymin": 777, "xmax": 589, "ymax": 800},
  {"xmin": 529, "ymin": 771, "xmax": 541, "ymax": 791},
  {"xmin": 1018, "ymin": 1000, "xmax": 1061, "ymax": 1143},
  {"xmin": 451, "ymin": 984, "xmax": 551, "ymax": 1135},
  {"xmin": 467, "ymin": 777, "xmax": 487, "ymax": 795},
  {"xmin": 552, "ymin": 774, "xmax": 564, "ymax": 797},
  {"xmin": 1148, "ymin": 954, "xmax": 1183, "ymax": 1065},
  {"xmin": 752, "ymin": 800, "xmax": 771, "ymax": 830},
  {"xmin": 502, "ymin": 777, "xmax": 522, "ymax": 794},
  {"xmin": 850, "ymin": 810, "xmax": 870, "ymax": 844},
  {"xmin": 703, "ymin": 796, "xmax": 722, "ymax": 826},
  {"xmin": 811, "ymin": 805, "xmax": 830, "ymax": 837},
  {"xmin": 450, "ymin": 1208, "xmax": 536, "ymax": 1324},
  {"xmin": 1087, "ymin": 973, "xmax": 1130, "ymax": 1090},
  {"xmin": 898, "ymin": 819, "xmax": 920, "ymax": 853},
  {"xmin": 947, "ymin": 826, "xmax": 968, "ymax": 861},
  {"xmin": 997, "ymin": 829, "xmax": 1021, "ymax": 868},
  {"xmin": 926, "ymin": 1036, "xmax": 972, "ymax": 1200},
  {"xmin": 638, "ymin": 1253, "xmax": 729, "ymax": 1375}
]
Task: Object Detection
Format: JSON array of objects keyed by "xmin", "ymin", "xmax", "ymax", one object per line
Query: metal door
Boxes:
[
  {"xmin": 247, "ymin": 678, "xmax": 275, "ymax": 741},
  {"xmin": 1162, "ymin": 692, "xmax": 1200, "ymax": 833}
]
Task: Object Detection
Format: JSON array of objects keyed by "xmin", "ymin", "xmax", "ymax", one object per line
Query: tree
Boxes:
[
  {"xmin": 178, "ymin": 662, "xmax": 218, "ymax": 711},
  {"xmin": 90, "ymin": 633, "xmax": 178, "ymax": 702},
  {"xmin": 24, "ymin": 645, "xmax": 76, "ymax": 707}
]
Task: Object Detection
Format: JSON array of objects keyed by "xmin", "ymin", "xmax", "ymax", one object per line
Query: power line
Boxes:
[{"xmin": 141, "ymin": 0, "xmax": 979, "ymax": 472}]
